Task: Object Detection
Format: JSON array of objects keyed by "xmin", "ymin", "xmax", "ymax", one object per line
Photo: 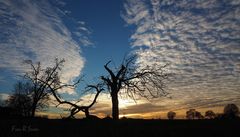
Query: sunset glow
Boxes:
[{"xmin": 0, "ymin": 0, "xmax": 239, "ymax": 119}]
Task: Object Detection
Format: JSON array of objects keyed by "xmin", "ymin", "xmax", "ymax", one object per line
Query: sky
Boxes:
[{"xmin": 0, "ymin": 0, "xmax": 240, "ymax": 119}]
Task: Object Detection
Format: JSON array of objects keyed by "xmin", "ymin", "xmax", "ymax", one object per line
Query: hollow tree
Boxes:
[{"xmin": 101, "ymin": 56, "xmax": 169, "ymax": 120}]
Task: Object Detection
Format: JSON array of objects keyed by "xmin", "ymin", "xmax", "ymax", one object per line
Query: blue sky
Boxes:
[
  {"xmin": 0, "ymin": 0, "xmax": 240, "ymax": 118},
  {"xmin": 0, "ymin": 0, "xmax": 132, "ymax": 92},
  {"xmin": 65, "ymin": 0, "xmax": 133, "ymax": 79}
]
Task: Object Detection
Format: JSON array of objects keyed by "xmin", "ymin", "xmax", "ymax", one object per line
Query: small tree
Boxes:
[
  {"xmin": 223, "ymin": 104, "xmax": 239, "ymax": 119},
  {"xmin": 195, "ymin": 111, "xmax": 204, "ymax": 119},
  {"xmin": 186, "ymin": 109, "xmax": 195, "ymax": 119},
  {"xmin": 6, "ymin": 81, "xmax": 33, "ymax": 117},
  {"xmin": 186, "ymin": 109, "xmax": 203, "ymax": 119},
  {"xmin": 205, "ymin": 110, "xmax": 216, "ymax": 119},
  {"xmin": 100, "ymin": 56, "xmax": 169, "ymax": 120},
  {"xmin": 167, "ymin": 111, "xmax": 176, "ymax": 120}
]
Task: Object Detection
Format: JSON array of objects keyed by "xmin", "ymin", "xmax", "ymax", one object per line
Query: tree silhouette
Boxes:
[
  {"xmin": 29, "ymin": 59, "xmax": 103, "ymax": 119},
  {"xmin": 186, "ymin": 109, "xmax": 195, "ymax": 119},
  {"xmin": 167, "ymin": 111, "xmax": 176, "ymax": 120},
  {"xmin": 186, "ymin": 109, "xmax": 204, "ymax": 119},
  {"xmin": 22, "ymin": 59, "xmax": 66, "ymax": 117},
  {"xmin": 100, "ymin": 56, "xmax": 169, "ymax": 120},
  {"xmin": 195, "ymin": 111, "xmax": 204, "ymax": 119},
  {"xmin": 223, "ymin": 104, "xmax": 239, "ymax": 119},
  {"xmin": 205, "ymin": 110, "xmax": 216, "ymax": 119},
  {"xmin": 6, "ymin": 81, "xmax": 33, "ymax": 117},
  {"xmin": 48, "ymin": 84, "xmax": 103, "ymax": 119}
]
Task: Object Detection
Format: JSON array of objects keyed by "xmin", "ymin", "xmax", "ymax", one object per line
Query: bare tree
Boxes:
[
  {"xmin": 27, "ymin": 59, "xmax": 104, "ymax": 119},
  {"xmin": 22, "ymin": 59, "xmax": 66, "ymax": 117},
  {"xmin": 12, "ymin": 58, "xmax": 102, "ymax": 118},
  {"xmin": 167, "ymin": 111, "xmax": 176, "ymax": 120},
  {"xmin": 47, "ymin": 83, "xmax": 104, "ymax": 119},
  {"xmin": 100, "ymin": 56, "xmax": 169, "ymax": 120}
]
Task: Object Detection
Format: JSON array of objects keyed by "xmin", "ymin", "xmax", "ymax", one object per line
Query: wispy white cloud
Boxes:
[
  {"xmin": 73, "ymin": 21, "xmax": 93, "ymax": 46},
  {"xmin": 123, "ymin": 0, "xmax": 240, "ymax": 109},
  {"xmin": 0, "ymin": 0, "xmax": 91, "ymax": 93}
]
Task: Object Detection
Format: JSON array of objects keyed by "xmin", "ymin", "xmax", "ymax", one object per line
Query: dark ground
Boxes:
[{"xmin": 0, "ymin": 118, "xmax": 239, "ymax": 137}]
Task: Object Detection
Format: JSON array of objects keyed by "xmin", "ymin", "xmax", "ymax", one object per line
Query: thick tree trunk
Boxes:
[{"xmin": 111, "ymin": 92, "xmax": 119, "ymax": 120}]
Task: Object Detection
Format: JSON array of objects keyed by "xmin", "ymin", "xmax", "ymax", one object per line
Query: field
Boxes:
[{"xmin": 1, "ymin": 118, "xmax": 240, "ymax": 137}]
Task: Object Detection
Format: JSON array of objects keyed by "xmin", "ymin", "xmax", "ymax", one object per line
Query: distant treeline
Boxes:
[{"xmin": 0, "ymin": 103, "xmax": 239, "ymax": 120}]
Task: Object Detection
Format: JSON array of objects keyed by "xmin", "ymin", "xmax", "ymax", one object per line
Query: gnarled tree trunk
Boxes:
[{"xmin": 101, "ymin": 56, "xmax": 168, "ymax": 120}]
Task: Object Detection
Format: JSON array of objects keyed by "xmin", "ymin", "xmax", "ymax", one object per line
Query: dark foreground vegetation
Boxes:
[{"xmin": 0, "ymin": 118, "xmax": 239, "ymax": 137}]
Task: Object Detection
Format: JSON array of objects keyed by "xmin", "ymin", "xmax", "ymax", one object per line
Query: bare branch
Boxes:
[
  {"xmin": 104, "ymin": 61, "xmax": 115, "ymax": 81},
  {"xmin": 100, "ymin": 55, "xmax": 169, "ymax": 120}
]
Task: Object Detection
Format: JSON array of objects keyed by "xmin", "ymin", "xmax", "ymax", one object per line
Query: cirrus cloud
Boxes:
[
  {"xmin": 122, "ymin": 0, "xmax": 240, "ymax": 109},
  {"xmin": 0, "ymin": 0, "xmax": 91, "ymax": 93}
]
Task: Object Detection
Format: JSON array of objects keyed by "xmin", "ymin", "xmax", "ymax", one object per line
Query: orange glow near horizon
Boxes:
[{"xmin": 37, "ymin": 105, "xmax": 224, "ymax": 119}]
